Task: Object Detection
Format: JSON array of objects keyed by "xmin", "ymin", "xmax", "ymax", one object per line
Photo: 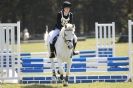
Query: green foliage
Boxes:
[{"xmin": 0, "ymin": 0, "xmax": 133, "ymax": 35}]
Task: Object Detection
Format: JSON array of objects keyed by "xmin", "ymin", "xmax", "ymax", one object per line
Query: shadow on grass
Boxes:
[{"xmin": 21, "ymin": 84, "xmax": 60, "ymax": 88}]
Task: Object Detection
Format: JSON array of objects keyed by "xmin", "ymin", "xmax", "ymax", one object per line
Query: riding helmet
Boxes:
[{"xmin": 63, "ymin": 1, "xmax": 71, "ymax": 8}]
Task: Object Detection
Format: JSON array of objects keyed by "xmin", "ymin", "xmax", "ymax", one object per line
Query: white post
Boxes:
[
  {"xmin": 104, "ymin": 25, "xmax": 106, "ymax": 47},
  {"xmin": 95, "ymin": 22, "xmax": 98, "ymax": 57},
  {"xmin": 17, "ymin": 21, "xmax": 21, "ymax": 82},
  {"xmin": 95, "ymin": 22, "xmax": 115, "ymax": 57},
  {"xmin": 99, "ymin": 25, "xmax": 102, "ymax": 47},
  {"xmin": 11, "ymin": 26, "xmax": 15, "ymax": 77},
  {"xmin": 128, "ymin": 20, "xmax": 133, "ymax": 81},
  {"xmin": 112, "ymin": 22, "xmax": 115, "ymax": 56},
  {"xmin": 0, "ymin": 25, "xmax": 3, "ymax": 81},
  {"xmin": 0, "ymin": 21, "xmax": 20, "ymax": 83},
  {"xmin": 6, "ymin": 26, "xmax": 10, "ymax": 79},
  {"xmin": 108, "ymin": 25, "xmax": 111, "ymax": 47}
]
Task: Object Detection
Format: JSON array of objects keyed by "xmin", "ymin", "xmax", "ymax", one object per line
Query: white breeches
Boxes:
[{"xmin": 49, "ymin": 28, "xmax": 60, "ymax": 44}]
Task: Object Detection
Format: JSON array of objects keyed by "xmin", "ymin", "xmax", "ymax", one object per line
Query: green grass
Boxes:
[
  {"xmin": 21, "ymin": 38, "xmax": 97, "ymax": 52},
  {"xmin": 1, "ymin": 38, "xmax": 133, "ymax": 88},
  {"xmin": 21, "ymin": 38, "xmax": 129, "ymax": 56},
  {"xmin": 1, "ymin": 82, "xmax": 133, "ymax": 88}
]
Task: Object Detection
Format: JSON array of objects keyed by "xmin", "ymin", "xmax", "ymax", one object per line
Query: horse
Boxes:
[{"xmin": 45, "ymin": 23, "xmax": 75, "ymax": 86}]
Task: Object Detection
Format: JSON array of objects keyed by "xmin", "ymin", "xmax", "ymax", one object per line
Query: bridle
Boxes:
[{"xmin": 62, "ymin": 29, "xmax": 74, "ymax": 49}]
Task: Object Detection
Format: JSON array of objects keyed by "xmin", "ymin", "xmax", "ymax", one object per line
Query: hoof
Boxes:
[
  {"xmin": 127, "ymin": 78, "xmax": 132, "ymax": 82},
  {"xmin": 52, "ymin": 80, "xmax": 57, "ymax": 84},
  {"xmin": 63, "ymin": 76, "xmax": 69, "ymax": 87},
  {"xmin": 0, "ymin": 80, "xmax": 2, "ymax": 84},
  {"xmin": 63, "ymin": 82, "xmax": 68, "ymax": 87},
  {"xmin": 58, "ymin": 78, "xmax": 63, "ymax": 82},
  {"xmin": 58, "ymin": 74, "xmax": 64, "ymax": 82},
  {"xmin": 57, "ymin": 70, "xmax": 60, "ymax": 74},
  {"xmin": 52, "ymin": 76, "xmax": 57, "ymax": 83}
]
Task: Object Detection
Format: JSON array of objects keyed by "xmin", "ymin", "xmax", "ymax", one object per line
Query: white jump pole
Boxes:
[{"xmin": 128, "ymin": 20, "xmax": 133, "ymax": 81}]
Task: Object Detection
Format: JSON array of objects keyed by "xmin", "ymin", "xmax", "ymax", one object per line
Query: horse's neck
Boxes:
[
  {"xmin": 55, "ymin": 33, "xmax": 73, "ymax": 59},
  {"xmin": 56, "ymin": 35, "xmax": 67, "ymax": 49}
]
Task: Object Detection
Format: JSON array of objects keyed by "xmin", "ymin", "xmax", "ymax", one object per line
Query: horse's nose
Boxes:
[{"xmin": 67, "ymin": 42, "xmax": 73, "ymax": 49}]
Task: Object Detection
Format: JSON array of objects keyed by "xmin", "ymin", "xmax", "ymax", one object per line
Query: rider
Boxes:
[{"xmin": 49, "ymin": 1, "xmax": 78, "ymax": 58}]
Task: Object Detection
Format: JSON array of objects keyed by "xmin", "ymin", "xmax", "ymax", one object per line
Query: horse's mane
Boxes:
[{"xmin": 60, "ymin": 23, "xmax": 75, "ymax": 37}]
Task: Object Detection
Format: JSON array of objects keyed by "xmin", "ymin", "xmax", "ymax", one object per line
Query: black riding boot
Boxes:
[
  {"xmin": 49, "ymin": 44, "xmax": 55, "ymax": 58},
  {"xmin": 49, "ymin": 35, "xmax": 58, "ymax": 58}
]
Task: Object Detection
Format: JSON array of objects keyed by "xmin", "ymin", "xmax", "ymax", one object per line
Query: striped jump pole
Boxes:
[{"xmin": 21, "ymin": 56, "xmax": 129, "ymax": 84}]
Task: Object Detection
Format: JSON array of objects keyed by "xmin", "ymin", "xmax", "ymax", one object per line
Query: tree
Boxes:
[{"xmin": 0, "ymin": 0, "xmax": 132, "ymax": 39}]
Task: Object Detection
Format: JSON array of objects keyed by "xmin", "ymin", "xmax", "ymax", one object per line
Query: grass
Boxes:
[
  {"xmin": 21, "ymin": 38, "xmax": 97, "ymax": 52},
  {"xmin": 21, "ymin": 38, "xmax": 129, "ymax": 56},
  {"xmin": 1, "ymin": 38, "xmax": 133, "ymax": 88},
  {"xmin": 1, "ymin": 82, "xmax": 133, "ymax": 88}
]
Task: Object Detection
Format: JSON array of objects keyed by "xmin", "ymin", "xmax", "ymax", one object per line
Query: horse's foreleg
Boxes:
[
  {"xmin": 66, "ymin": 60, "xmax": 71, "ymax": 76},
  {"xmin": 63, "ymin": 60, "xmax": 71, "ymax": 87},
  {"xmin": 57, "ymin": 59, "xmax": 64, "ymax": 81}
]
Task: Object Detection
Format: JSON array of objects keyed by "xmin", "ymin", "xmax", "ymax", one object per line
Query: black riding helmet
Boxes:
[{"xmin": 63, "ymin": 1, "xmax": 71, "ymax": 8}]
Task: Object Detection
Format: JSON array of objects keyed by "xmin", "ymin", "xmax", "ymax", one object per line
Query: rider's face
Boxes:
[{"xmin": 64, "ymin": 7, "xmax": 70, "ymax": 14}]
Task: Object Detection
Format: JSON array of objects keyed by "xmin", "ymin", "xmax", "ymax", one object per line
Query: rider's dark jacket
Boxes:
[{"xmin": 54, "ymin": 10, "xmax": 73, "ymax": 30}]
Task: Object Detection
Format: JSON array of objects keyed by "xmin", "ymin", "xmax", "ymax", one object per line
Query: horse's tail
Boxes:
[{"xmin": 44, "ymin": 26, "xmax": 49, "ymax": 45}]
